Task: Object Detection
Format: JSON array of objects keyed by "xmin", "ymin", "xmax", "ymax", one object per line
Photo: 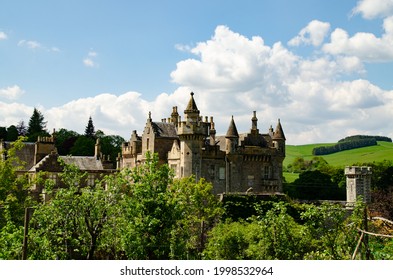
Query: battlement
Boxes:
[
  {"xmin": 37, "ymin": 136, "xmax": 54, "ymax": 143},
  {"xmin": 345, "ymin": 166, "xmax": 372, "ymax": 176}
]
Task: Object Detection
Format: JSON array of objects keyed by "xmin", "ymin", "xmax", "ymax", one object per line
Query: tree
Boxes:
[
  {"xmin": 0, "ymin": 137, "xmax": 32, "ymax": 259},
  {"xmin": 27, "ymin": 108, "xmax": 48, "ymax": 141},
  {"xmin": 69, "ymin": 136, "xmax": 95, "ymax": 156},
  {"xmin": 119, "ymin": 152, "xmax": 177, "ymax": 259},
  {"xmin": 170, "ymin": 176, "xmax": 223, "ymax": 259},
  {"xmin": 0, "ymin": 127, "xmax": 7, "ymax": 140},
  {"xmin": 54, "ymin": 128, "xmax": 80, "ymax": 155},
  {"xmin": 28, "ymin": 159, "xmax": 123, "ymax": 259},
  {"xmin": 6, "ymin": 125, "xmax": 18, "ymax": 141},
  {"xmin": 16, "ymin": 121, "xmax": 27, "ymax": 137},
  {"xmin": 84, "ymin": 116, "xmax": 95, "ymax": 138}
]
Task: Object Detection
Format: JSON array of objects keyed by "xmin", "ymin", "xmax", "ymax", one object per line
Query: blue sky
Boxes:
[{"xmin": 1, "ymin": 0, "xmax": 393, "ymax": 144}]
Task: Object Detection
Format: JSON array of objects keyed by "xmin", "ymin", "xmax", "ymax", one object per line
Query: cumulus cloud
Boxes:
[
  {"xmin": 288, "ymin": 20, "xmax": 330, "ymax": 47},
  {"xmin": 169, "ymin": 25, "xmax": 393, "ymax": 144},
  {"xmin": 0, "ymin": 31, "xmax": 7, "ymax": 40},
  {"xmin": 322, "ymin": 0, "xmax": 393, "ymax": 62},
  {"xmin": 0, "ymin": 85, "xmax": 25, "ymax": 100},
  {"xmin": 3, "ymin": 2, "xmax": 393, "ymax": 145},
  {"xmin": 83, "ymin": 51, "xmax": 99, "ymax": 68},
  {"xmin": 352, "ymin": 0, "xmax": 393, "ymax": 19}
]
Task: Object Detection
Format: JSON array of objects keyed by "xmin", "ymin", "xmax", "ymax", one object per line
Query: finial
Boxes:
[{"xmin": 190, "ymin": 92, "xmax": 194, "ymax": 96}]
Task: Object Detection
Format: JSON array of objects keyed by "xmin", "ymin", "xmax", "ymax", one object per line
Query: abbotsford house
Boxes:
[
  {"xmin": 118, "ymin": 92, "xmax": 286, "ymax": 195},
  {"xmin": 1, "ymin": 92, "xmax": 286, "ymax": 198}
]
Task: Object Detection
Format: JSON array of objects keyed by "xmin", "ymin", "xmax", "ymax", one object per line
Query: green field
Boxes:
[
  {"xmin": 283, "ymin": 141, "xmax": 393, "ymax": 182},
  {"xmin": 284, "ymin": 141, "xmax": 393, "ymax": 167}
]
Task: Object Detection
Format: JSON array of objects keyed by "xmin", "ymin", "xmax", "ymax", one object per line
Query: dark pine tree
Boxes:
[
  {"xmin": 27, "ymin": 108, "xmax": 48, "ymax": 141},
  {"xmin": 84, "ymin": 116, "xmax": 95, "ymax": 138}
]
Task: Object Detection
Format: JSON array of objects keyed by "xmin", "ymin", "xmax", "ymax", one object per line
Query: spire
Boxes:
[
  {"xmin": 226, "ymin": 116, "xmax": 239, "ymax": 138},
  {"xmin": 184, "ymin": 92, "xmax": 200, "ymax": 114},
  {"xmin": 273, "ymin": 119, "xmax": 286, "ymax": 140}
]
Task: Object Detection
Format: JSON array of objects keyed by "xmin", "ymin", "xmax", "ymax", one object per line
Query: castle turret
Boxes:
[
  {"xmin": 177, "ymin": 92, "xmax": 208, "ymax": 179},
  {"xmin": 225, "ymin": 116, "xmax": 239, "ymax": 154},
  {"xmin": 273, "ymin": 119, "xmax": 286, "ymax": 156},
  {"xmin": 184, "ymin": 92, "xmax": 200, "ymax": 124}
]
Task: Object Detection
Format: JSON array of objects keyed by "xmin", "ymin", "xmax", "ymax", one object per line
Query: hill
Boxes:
[{"xmin": 284, "ymin": 141, "xmax": 393, "ymax": 168}]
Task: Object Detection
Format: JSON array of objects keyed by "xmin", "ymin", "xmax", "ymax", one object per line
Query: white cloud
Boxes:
[
  {"xmin": 83, "ymin": 51, "xmax": 99, "ymax": 68},
  {"xmin": 288, "ymin": 20, "xmax": 330, "ymax": 47},
  {"xmin": 0, "ymin": 31, "xmax": 7, "ymax": 40},
  {"xmin": 322, "ymin": 20, "xmax": 393, "ymax": 62},
  {"xmin": 18, "ymin": 40, "xmax": 42, "ymax": 49},
  {"xmin": 352, "ymin": 0, "xmax": 393, "ymax": 19},
  {"xmin": 3, "ymin": 9, "xmax": 393, "ymax": 145},
  {"xmin": 0, "ymin": 85, "xmax": 25, "ymax": 100},
  {"xmin": 169, "ymin": 25, "xmax": 393, "ymax": 144}
]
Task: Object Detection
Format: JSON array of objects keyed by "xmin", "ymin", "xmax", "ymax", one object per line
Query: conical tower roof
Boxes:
[
  {"xmin": 226, "ymin": 116, "xmax": 239, "ymax": 138},
  {"xmin": 184, "ymin": 92, "xmax": 200, "ymax": 114},
  {"xmin": 273, "ymin": 119, "xmax": 286, "ymax": 140}
]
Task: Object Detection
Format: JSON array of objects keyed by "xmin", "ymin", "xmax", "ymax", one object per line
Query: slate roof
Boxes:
[
  {"xmin": 225, "ymin": 116, "xmax": 239, "ymax": 138},
  {"xmin": 151, "ymin": 122, "xmax": 178, "ymax": 138},
  {"xmin": 2, "ymin": 141, "xmax": 36, "ymax": 171},
  {"xmin": 60, "ymin": 156, "xmax": 105, "ymax": 171}
]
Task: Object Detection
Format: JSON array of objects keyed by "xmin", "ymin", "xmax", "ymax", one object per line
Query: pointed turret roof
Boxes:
[
  {"xmin": 184, "ymin": 92, "xmax": 200, "ymax": 114},
  {"xmin": 226, "ymin": 116, "xmax": 239, "ymax": 138},
  {"xmin": 273, "ymin": 119, "xmax": 286, "ymax": 140}
]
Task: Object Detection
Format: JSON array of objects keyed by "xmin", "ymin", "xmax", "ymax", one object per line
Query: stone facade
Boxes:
[
  {"xmin": 119, "ymin": 92, "xmax": 286, "ymax": 194},
  {"xmin": 345, "ymin": 166, "xmax": 372, "ymax": 206},
  {"xmin": 1, "ymin": 136, "xmax": 115, "ymax": 201}
]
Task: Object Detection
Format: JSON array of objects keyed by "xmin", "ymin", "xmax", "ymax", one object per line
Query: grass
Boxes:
[
  {"xmin": 283, "ymin": 141, "xmax": 393, "ymax": 183},
  {"xmin": 285, "ymin": 141, "xmax": 393, "ymax": 168}
]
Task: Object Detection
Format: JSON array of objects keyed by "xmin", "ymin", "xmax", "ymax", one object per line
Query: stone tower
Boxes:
[
  {"xmin": 177, "ymin": 92, "xmax": 209, "ymax": 180},
  {"xmin": 345, "ymin": 166, "xmax": 372, "ymax": 206}
]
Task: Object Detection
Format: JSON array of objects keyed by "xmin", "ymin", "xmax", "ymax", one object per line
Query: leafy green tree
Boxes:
[
  {"xmin": 6, "ymin": 125, "xmax": 18, "ymax": 141},
  {"xmin": 170, "ymin": 176, "xmax": 223, "ymax": 259},
  {"xmin": 0, "ymin": 127, "xmax": 7, "ymax": 140},
  {"xmin": 70, "ymin": 136, "xmax": 95, "ymax": 156},
  {"xmin": 54, "ymin": 128, "xmax": 80, "ymax": 155},
  {"xmin": 27, "ymin": 108, "xmax": 48, "ymax": 141},
  {"xmin": 0, "ymin": 137, "xmax": 32, "ymax": 259},
  {"xmin": 119, "ymin": 152, "xmax": 178, "ymax": 259},
  {"xmin": 28, "ymin": 160, "xmax": 123, "ymax": 259},
  {"xmin": 97, "ymin": 133, "xmax": 125, "ymax": 167}
]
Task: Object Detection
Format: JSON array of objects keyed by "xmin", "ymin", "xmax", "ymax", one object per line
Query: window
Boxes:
[
  {"xmin": 219, "ymin": 167, "xmax": 225, "ymax": 180},
  {"xmin": 87, "ymin": 174, "xmax": 96, "ymax": 186},
  {"xmin": 47, "ymin": 173, "xmax": 57, "ymax": 185},
  {"xmin": 263, "ymin": 166, "xmax": 271, "ymax": 179}
]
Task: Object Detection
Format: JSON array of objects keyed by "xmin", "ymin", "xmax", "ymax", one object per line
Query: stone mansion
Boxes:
[{"xmin": 118, "ymin": 92, "xmax": 286, "ymax": 195}]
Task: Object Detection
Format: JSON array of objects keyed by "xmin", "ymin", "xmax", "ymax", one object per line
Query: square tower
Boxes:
[{"xmin": 345, "ymin": 166, "xmax": 372, "ymax": 206}]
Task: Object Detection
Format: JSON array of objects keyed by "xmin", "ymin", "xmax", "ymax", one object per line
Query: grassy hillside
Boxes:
[{"xmin": 284, "ymin": 141, "xmax": 393, "ymax": 168}]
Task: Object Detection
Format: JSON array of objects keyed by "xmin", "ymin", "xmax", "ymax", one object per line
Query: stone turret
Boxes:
[
  {"xmin": 177, "ymin": 92, "xmax": 209, "ymax": 179},
  {"xmin": 273, "ymin": 119, "xmax": 286, "ymax": 156},
  {"xmin": 225, "ymin": 116, "xmax": 239, "ymax": 154}
]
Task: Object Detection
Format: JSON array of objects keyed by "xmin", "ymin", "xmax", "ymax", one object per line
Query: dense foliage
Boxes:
[
  {"xmin": 1, "ymin": 140, "xmax": 393, "ymax": 260},
  {"xmin": 313, "ymin": 138, "xmax": 377, "ymax": 155}
]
